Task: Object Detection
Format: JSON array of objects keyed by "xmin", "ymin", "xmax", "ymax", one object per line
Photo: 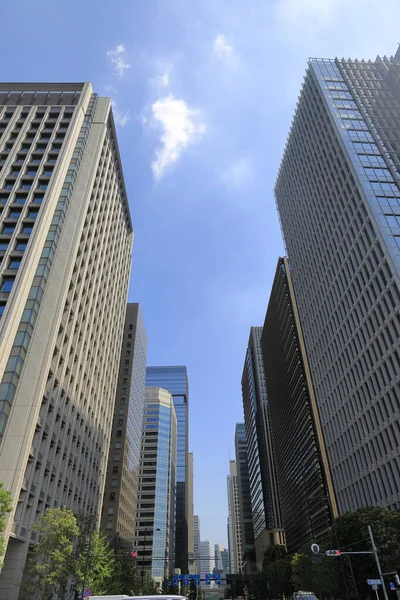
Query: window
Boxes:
[
  {"xmin": 8, "ymin": 259, "xmax": 21, "ymax": 270},
  {"xmin": 25, "ymin": 168, "xmax": 38, "ymax": 176},
  {"xmin": 15, "ymin": 241, "xmax": 27, "ymax": 251},
  {"xmin": 115, "ymin": 442, "xmax": 121, "ymax": 449},
  {"xmin": 0, "ymin": 278, "xmax": 14, "ymax": 293},
  {"xmin": 32, "ymin": 194, "xmax": 44, "ymax": 204},
  {"xmin": 8, "ymin": 210, "xmax": 22, "ymax": 219},
  {"xmin": 31, "ymin": 154, "xmax": 42, "ymax": 163},
  {"xmin": 113, "ymin": 466, "xmax": 118, "ymax": 473},
  {"xmin": 0, "ymin": 304, "xmax": 5, "ymax": 317},
  {"xmin": 43, "ymin": 169, "xmax": 53, "ymax": 176},
  {"xmin": 2, "ymin": 225, "xmax": 15, "ymax": 234},
  {"xmin": 116, "ymin": 429, "xmax": 122, "ymax": 437},
  {"xmin": 37, "ymin": 182, "xmax": 48, "ymax": 190},
  {"xmin": 109, "ymin": 493, "xmax": 116, "ymax": 501},
  {"xmin": 27, "ymin": 210, "xmax": 38, "ymax": 219},
  {"xmin": 21, "ymin": 225, "xmax": 33, "ymax": 234},
  {"xmin": 107, "ymin": 507, "xmax": 114, "ymax": 515},
  {"xmin": 19, "ymin": 183, "xmax": 31, "ymax": 190},
  {"xmin": 14, "ymin": 195, "xmax": 27, "ymax": 204},
  {"xmin": 0, "ymin": 195, "xmax": 7, "ymax": 205},
  {"xmin": 0, "ymin": 243, "xmax": 8, "ymax": 251}
]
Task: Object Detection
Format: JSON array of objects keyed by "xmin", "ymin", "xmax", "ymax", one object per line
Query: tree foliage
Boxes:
[
  {"xmin": 291, "ymin": 549, "xmax": 341, "ymax": 598},
  {"xmin": 333, "ymin": 506, "xmax": 400, "ymax": 598},
  {"xmin": 261, "ymin": 544, "xmax": 293, "ymax": 599},
  {"xmin": 0, "ymin": 482, "xmax": 12, "ymax": 560},
  {"xmin": 21, "ymin": 507, "xmax": 78, "ymax": 600}
]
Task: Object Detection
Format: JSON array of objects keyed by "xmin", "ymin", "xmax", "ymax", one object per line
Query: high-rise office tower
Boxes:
[
  {"xmin": 0, "ymin": 83, "xmax": 133, "ymax": 598},
  {"xmin": 194, "ymin": 514, "xmax": 200, "ymax": 574},
  {"xmin": 187, "ymin": 452, "xmax": 195, "ymax": 573},
  {"xmin": 261, "ymin": 257, "xmax": 337, "ymax": 552},
  {"xmin": 146, "ymin": 366, "xmax": 189, "ymax": 572},
  {"xmin": 101, "ymin": 303, "xmax": 147, "ymax": 550},
  {"xmin": 133, "ymin": 388, "xmax": 177, "ymax": 583},
  {"xmin": 234, "ymin": 424, "xmax": 256, "ymax": 573},
  {"xmin": 214, "ymin": 544, "xmax": 223, "ymax": 571},
  {"xmin": 220, "ymin": 548, "xmax": 230, "ymax": 575},
  {"xmin": 227, "ymin": 460, "xmax": 242, "ymax": 574},
  {"xmin": 241, "ymin": 327, "xmax": 284, "ymax": 567},
  {"xmin": 199, "ymin": 540, "xmax": 215, "ymax": 586},
  {"xmin": 275, "ymin": 49, "xmax": 400, "ymax": 514}
]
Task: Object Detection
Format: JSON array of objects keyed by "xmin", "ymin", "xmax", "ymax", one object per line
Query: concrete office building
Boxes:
[
  {"xmin": 234, "ymin": 424, "xmax": 256, "ymax": 573},
  {"xmin": 275, "ymin": 49, "xmax": 400, "ymax": 514},
  {"xmin": 101, "ymin": 303, "xmax": 147, "ymax": 550},
  {"xmin": 261, "ymin": 258, "xmax": 336, "ymax": 553},
  {"xmin": 199, "ymin": 540, "xmax": 215, "ymax": 587},
  {"xmin": 187, "ymin": 452, "xmax": 195, "ymax": 574},
  {"xmin": 146, "ymin": 366, "xmax": 189, "ymax": 573},
  {"xmin": 0, "ymin": 83, "xmax": 133, "ymax": 598},
  {"xmin": 227, "ymin": 460, "xmax": 242, "ymax": 574},
  {"xmin": 133, "ymin": 388, "xmax": 177, "ymax": 583},
  {"xmin": 241, "ymin": 327, "xmax": 284, "ymax": 567},
  {"xmin": 194, "ymin": 514, "xmax": 200, "ymax": 574}
]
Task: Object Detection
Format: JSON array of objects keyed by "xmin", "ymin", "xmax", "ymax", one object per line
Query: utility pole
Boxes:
[
  {"xmin": 141, "ymin": 527, "xmax": 147, "ymax": 591},
  {"xmin": 368, "ymin": 525, "xmax": 389, "ymax": 600}
]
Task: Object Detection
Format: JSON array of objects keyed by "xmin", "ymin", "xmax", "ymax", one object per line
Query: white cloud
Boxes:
[
  {"xmin": 111, "ymin": 100, "xmax": 131, "ymax": 127},
  {"xmin": 221, "ymin": 157, "xmax": 255, "ymax": 190},
  {"xmin": 107, "ymin": 43, "xmax": 130, "ymax": 78},
  {"xmin": 155, "ymin": 64, "xmax": 172, "ymax": 88},
  {"xmin": 214, "ymin": 34, "xmax": 235, "ymax": 59},
  {"xmin": 150, "ymin": 95, "xmax": 206, "ymax": 180}
]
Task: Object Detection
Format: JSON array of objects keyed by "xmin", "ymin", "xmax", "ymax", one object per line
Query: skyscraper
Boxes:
[
  {"xmin": 0, "ymin": 83, "xmax": 133, "ymax": 598},
  {"xmin": 261, "ymin": 258, "xmax": 336, "ymax": 553},
  {"xmin": 194, "ymin": 515, "xmax": 201, "ymax": 574},
  {"xmin": 199, "ymin": 540, "xmax": 215, "ymax": 587},
  {"xmin": 101, "ymin": 303, "xmax": 147, "ymax": 550},
  {"xmin": 146, "ymin": 366, "xmax": 189, "ymax": 572},
  {"xmin": 133, "ymin": 387, "xmax": 177, "ymax": 583},
  {"xmin": 227, "ymin": 460, "xmax": 242, "ymax": 574},
  {"xmin": 187, "ymin": 452, "xmax": 195, "ymax": 573},
  {"xmin": 234, "ymin": 424, "xmax": 256, "ymax": 573},
  {"xmin": 241, "ymin": 327, "xmax": 284, "ymax": 567},
  {"xmin": 275, "ymin": 49, "xmax": 400, "ymax": 514}
]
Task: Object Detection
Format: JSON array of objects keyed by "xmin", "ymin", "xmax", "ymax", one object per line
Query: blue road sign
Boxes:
[
  {"xmin": 390, "ymin": 583, "xmax": 395, "ymax": 590},
  {"xmin": 84, "ymin": 590, "xmax": 91, "ymax": 597},
  {"xmin": 189, "ymin": 575, "xmax": 200, "ymax": 585},
  {"xmin": 367, "ymin": 580, "xmax": 382, "ymax": 585}
]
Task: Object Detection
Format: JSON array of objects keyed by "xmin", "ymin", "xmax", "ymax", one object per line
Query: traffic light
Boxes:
[
  {"xmin": 326, "ymin": 549, "xmax": 341, "ymax": 556},
  {"xmin": 394, "ymin": 574, "xmax": 400, "ymax": 586},
  {"xmin": 125, "ymin": 551, "xmax": 137, "ymax": 559}
]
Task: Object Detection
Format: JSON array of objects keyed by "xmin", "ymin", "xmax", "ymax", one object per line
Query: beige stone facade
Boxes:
[{"xmin": 0, "ymin": 83, "xmax": 133, "ymax": 598}]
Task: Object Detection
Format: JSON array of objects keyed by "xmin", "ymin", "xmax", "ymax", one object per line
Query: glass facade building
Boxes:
[
  {"xmin": 241, "ymin": 327, "xmax": 284, "ymax": 567},
  {"xmin": 146, "ymin": 366, "xmax": 189, "ymax": 572},
  {"xmin": 234, "ymin": 424, "xmax": 256, "ymax": 573},
  {"xmin": 275, "ymin": 48, "xmax": 400, "ymax": 515},
  {"xmin": 261, "ymin": 257, "xmax": 336, "ymax": 553},
  {"xmin": 0, "ymin": 83, "xmax": 133, "ymax": 599},
  {"xmin": 134, "ymin": 387, "xmax": 177, "ymax": 582},
  {"xmin": 101, "ymin": 303, "xmax": 148, "ymax": 549}
]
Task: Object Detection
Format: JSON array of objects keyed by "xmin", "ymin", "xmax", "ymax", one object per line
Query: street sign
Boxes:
[
  {"xmin": 189, "ymin": 575, "xmax": 201, "ymax": 584},
  {"xmin": 84, "ymin": 590, "xmax": 91, "ymax": 597},
  {"xmin": 390, "ymin": 583, "xmax": 396, "ymax": 590},
  {"xmin": 311, "ymin": 543, "xmax": 320, "ymax": 554},
  {"xmin": 367, "ymin": 579, "xmax": 382, "ymax": 585}
]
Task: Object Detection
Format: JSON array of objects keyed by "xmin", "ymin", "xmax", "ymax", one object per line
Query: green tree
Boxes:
[
  {"xmin": 108, "ymin": 552, "xmax": 140, "ymax": 595},
  {"xmin": 291, "ymin": 548, "xmax": 340, "ymax": 598},
  {"xmin": 261, "ymin": 544, "xmax": 293, "ymax": 599},
  {"xmin": 74, "ymin": 513, "xmax": 114, "ymax": 596},
  {"xmin": 21, "ymin": 507, "xmax": 79, "ymax": 600},
  {"xmin": 333, "ymin": 506, "xmax": 400, "ymax": 598},
  {"xmin": 0, "ymin": 482, "xmax": 12, "ymax": 560}
]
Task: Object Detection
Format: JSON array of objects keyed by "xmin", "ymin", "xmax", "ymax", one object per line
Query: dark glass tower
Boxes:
[
  {"xmin": 275, "ymin": 49, "xmax": 400, "ymax": 515},
  {"xmin": 241, "ymin": 327, "xmax": 284, "ymax": 567},
  {"xmin": 261, "ymin": 257, "xmax": 336, "ymax": 553},
  {"xmin": 146, "ymin": 366, "xmax": 189, "ymax": 573}
]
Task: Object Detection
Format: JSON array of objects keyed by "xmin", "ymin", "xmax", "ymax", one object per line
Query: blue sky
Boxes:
[{"xmin": 3, "ymin": 0, "xmax": 400, "ymax": 548}]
